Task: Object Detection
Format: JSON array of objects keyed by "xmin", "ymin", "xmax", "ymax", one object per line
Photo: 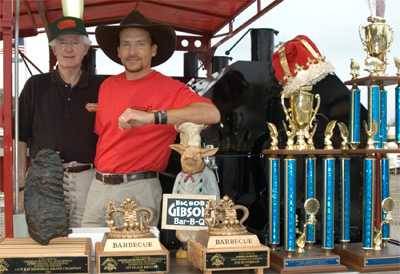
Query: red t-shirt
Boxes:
[{"xmin": 95, "ymin": 71, "xmax": 211, "ymax": 173}]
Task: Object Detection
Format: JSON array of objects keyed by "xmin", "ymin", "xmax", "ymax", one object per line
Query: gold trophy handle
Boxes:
[
  {"xmin": 310, "ymin": 94, "xmax": 321, "ymax": 123},
  {"xmin": 386, "ymin": 24, "xmax": 393, "ymax": 50},
  {"xmin": 359, "ymin": 24, "xmax": 368, "ymax": 48},
  {"xmin": 281, "ymin": 94, "xmax": 290, "ymax": 121},
  {"xmin": 137, "ymin": 207, "xmax": 154, "ymax": 225},
  {"xmin": 233, "ymin": 205, "xmax": 249, "ymax": 225}
]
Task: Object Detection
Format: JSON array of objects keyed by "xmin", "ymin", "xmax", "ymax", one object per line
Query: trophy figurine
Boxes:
[
  {"xmin": 324, "ymin": 121, "xmax": 337, "ymax": 150},
  {"xmin": 281, "ymin": 85, "xmax": 320, "ymax": 150},
  {"xmin": 188, "ymin": 195, "xmax": 270, "ymax": 274},
  {"xmin": 365, "ymin": 121, "xmax": 378, "ymax": 149},
  {"xmin": 373, "ymin": 197, "xmax": 395, "ymax": 251},
  {"xmin": 296, "ymin": 198, "xmax": 320, "ymax": 253},
  {"xmin": 267, "ymin": 122, "xmax": 279, "ymax": 150},
  {"xmin": 96, "ymin": 198, "xmax": 169, "ymax": 274},
  {"xmin": 105, "ymin": 198, "xmax": 154, "ymax": 239},
  {"xmin": 359, "ymin": 15, "xmax": 393, "ymax": 76},
  {"xmin": 205, "ymin": 196, "xmax": 249, "ymax": 236}
]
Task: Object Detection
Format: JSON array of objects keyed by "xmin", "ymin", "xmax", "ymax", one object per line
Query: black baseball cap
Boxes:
[{"xmin": 48, "ymin": 16, "xmax": 88, "ymax": 42}]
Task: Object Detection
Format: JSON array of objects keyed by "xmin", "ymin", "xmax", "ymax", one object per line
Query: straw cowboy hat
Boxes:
[{"xmin": 95, "ymin": 10, "xmax": 176, "ymax": 66}]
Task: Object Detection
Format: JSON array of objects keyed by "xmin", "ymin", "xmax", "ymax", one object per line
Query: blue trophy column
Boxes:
[
  {"xmin": 268, "ymin": 157, "xmax": 280, "ymax": 247},
  {"xmin": 339, "ymin": 158, "xmax": 351, "ymax": 243},
  {"xmin": 368, "ymin": 84, "xmax": 380, "ymax": 147},
  {"xmin": 381, "ymin": 157, "xmax": 390, "ymax": 240},
  {"xmin": 305, "ymin": 157, "xmax": 316, "ymax": 243},
  {"xmin": 284, "ymin": 157, "xmax": 297, "ymax": 252},
  {"xmin": 350, "ymin": 86, "xmax": 361, "ymax": 145},
  {"xmin": 322, "ymin": 157, "xmax": 335, "ymax": 250},
  {"xmin": 363, "ymin": 158, "xmax": 375, "ymax": 249}
]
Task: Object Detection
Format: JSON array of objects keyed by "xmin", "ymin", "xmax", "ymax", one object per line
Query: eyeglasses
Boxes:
[{"xmin": 55, "ymin": 39, "xmax": 85, "ymax": 49}]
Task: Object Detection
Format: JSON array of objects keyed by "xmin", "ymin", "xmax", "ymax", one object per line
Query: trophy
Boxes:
[
  {"xmin": 359, "ymin": 16, "xmax": 393, "ymax": 76},
  {"xmin": 188, "ymin": 196, "xmax": 270, "ymax": 274},
  {"xmin": 334, "ymin": 122, "xmax": 400, "ymax": 271},
  {"xmin": 96, "ymin": 198, "xmax": 169, "ymax": 274},
  {"xmin": 281, "ymin": 85, "xmax": 320, "ymax": 150},
  {"xmin": 296, "ymin": 198, "xmax": 320, "ymax": 253}
]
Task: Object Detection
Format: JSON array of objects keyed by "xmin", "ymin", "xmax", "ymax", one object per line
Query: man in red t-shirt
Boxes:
[{"xmin": 81, "ymin": 10, "xmax": 220, "ymax": 226}]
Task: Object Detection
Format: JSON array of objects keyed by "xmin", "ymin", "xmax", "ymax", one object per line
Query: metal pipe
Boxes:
[{"xmin": 14, "ymin": 0, "xmax": 20, "ymax": 214}]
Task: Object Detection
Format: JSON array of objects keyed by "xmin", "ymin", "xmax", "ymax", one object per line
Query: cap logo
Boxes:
[{"xmin": 57, "ymin": 19, "xmax": 77, "ymax": 30}]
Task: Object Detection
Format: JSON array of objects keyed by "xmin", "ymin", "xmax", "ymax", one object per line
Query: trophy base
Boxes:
[
  {"xmin": 270, "ymin": 246, "xmax": 347, "ymax": 274},
  {"xmin": 95, "ymin": 242, "xmax": 169, "ymax": 274},
  {"xmin": 334, "ymin": 242, "xmax": 400, "ymax": 272},
  {"xmin": 0, "ymin": 237, "xmax": 91, "ymax": 274},
  {"xmin": 187, "ymin": 239, "xmax": 270, "ymax": 274}
]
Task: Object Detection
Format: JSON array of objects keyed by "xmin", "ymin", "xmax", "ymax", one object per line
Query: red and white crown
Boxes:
[{"xmin": 272, "ymin": 35, "xmax": 334, "ymax": 97}]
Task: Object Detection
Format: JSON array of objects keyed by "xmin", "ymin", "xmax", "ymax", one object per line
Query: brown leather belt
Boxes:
[
  {"xmin": 95, "ymin": 171, "xmax": 157, "ymax": 185},
  {"xmin": 64, "ymin": 164, "xmax": 93, "ymax": 173}
]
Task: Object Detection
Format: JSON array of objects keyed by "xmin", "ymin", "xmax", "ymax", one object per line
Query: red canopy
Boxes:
[{"xmin": 11, "ymin": 0, "xmax": 270, "ymax": 36}]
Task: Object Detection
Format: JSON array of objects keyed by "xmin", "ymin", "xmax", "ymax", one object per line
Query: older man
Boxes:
[
  {"xmin": 18, "ymin": 16, "xmax": 104, "ymax": 227},
  {"xmin": 81, "ymin": 10, "xmax": 220, "ymax": 227}
]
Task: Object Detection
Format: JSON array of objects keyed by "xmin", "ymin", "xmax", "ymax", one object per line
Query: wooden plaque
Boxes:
[
  {"xmin": 188, "ymin": 240, "xmax": 269, "ymax": 274},
  {"xmin": 334, "ymin": 242, "xmax": 400, "ymax": 272},
  {"xmin": 96, "ymin": 242, "xmax": 169, "ymax": 274},
  {"xmin": 0, "ymin": 237, "xmax": 91, "ymax": 274},
  {"xmin": 270, "ymin": 246, "xmax": 347, "ymax": 274}
]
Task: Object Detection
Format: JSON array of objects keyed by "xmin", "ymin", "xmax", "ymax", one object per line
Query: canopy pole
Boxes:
[
  {"xmin": 2, "ymin": 0, "xmax": 14, "ymax": 237},
  {"xmin": 14, "ymin": 0, "xmax": 21, "ymax": 215}
]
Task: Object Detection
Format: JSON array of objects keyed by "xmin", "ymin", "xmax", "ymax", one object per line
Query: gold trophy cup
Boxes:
[
  {"xmin": 282, "ymin": 86, "xmax": 321, "ymax": 150},
  {"xmin": 359, "ymin": 16, "xmax": 393, "ymax": 75}
]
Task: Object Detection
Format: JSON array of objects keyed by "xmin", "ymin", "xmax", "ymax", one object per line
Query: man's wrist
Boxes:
[{"xmin": 154, "ymin": 110, "xmax": 168, "ymax": 124}]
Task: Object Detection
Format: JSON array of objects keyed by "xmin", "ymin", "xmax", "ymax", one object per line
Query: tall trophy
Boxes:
[
  {"xmin": 96, "ymin": 198, "xmax": 169, "ymax": 274},
  {"xmin": 268, "ymin": 86, "xmax": 347, "ymax": 273},
  {"xmin": 335, "ymin": 122, "xmax": 400, "ymax": 271},
  {"xmin": 336, "ymin": 1, "xmax": 400, "ymax": 271},
  {"xmin": 187, "ymin": 196, "xmax": 270, "ymax": 274}
]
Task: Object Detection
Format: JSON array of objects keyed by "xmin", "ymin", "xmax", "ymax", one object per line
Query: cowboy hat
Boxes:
[{"xmin": 95, "ymin": 10, "xmax": 176, "ymax": 66}]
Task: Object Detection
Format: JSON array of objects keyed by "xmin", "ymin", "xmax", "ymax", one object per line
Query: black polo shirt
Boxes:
[{"xmin": 18, "ymin": 70, "xmax": 105, "ymax": 163}]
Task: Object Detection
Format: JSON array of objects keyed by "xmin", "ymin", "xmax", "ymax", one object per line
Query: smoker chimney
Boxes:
[
  {"xmin": 184, "ymin": 52, "xmax": 199, "ymax": 78},
  {"xmin": 250, "ymin": 28, "xmax": 278, "ymax": 63},
  {"xmin": 212, "ymin": 56, "xmax": 230, "ymax": 73}
]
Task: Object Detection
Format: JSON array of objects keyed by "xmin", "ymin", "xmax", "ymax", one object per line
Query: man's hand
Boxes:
[
  {"xmin": 85, "ymin": 103, "xmax": 98, "ymax": 112},
  {"xmin": 118, "ymin": 108, "xmax": 154, "ymax": 129}
]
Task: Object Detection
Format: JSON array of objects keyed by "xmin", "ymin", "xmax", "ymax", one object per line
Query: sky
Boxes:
[{"xmin": 2, "ymin": 0, "xmax": 400, "ymax": 122}]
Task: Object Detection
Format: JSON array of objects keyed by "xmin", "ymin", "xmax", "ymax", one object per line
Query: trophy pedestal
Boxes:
[
  {"xmin": 334, "ymin": 242, "xmax": 400, "ymax": 272},
  {"xmin": 270, "ymin": 246, "xmax": 347, "ymax": 274},
  {"xmin": 0, "ymin": 237, "xmax": 91, "ymax": 274},
  {"xmin": 95, "ymin": 236, "xmax": 169, "ymax": 274},
  {"xmin": 187, "ymin": 235, "xmax": 270, "ymax": 274}
]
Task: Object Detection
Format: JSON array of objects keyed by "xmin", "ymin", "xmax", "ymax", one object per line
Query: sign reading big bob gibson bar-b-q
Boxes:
[{"xmin": 161, "ymin": 194, "xmax": 217, "ymax": 230}]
